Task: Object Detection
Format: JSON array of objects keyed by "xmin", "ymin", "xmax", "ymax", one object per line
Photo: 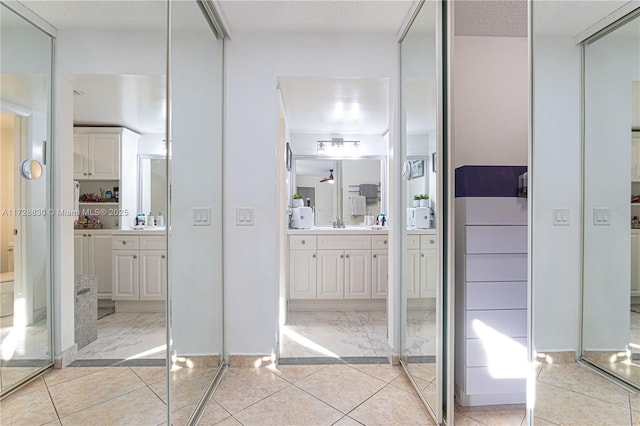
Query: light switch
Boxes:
[
  {"xmin": 593, "ymin": 208, "xmax": 611, "ymax": 226},
  {"xmin": 236, "ymin": 208, "xmax": 254, "ymax": 226},
  {"xmin": 193, "ymin": 208, "xmax": 211, "ymax": 226},
  {"xmin": 552, "ymin": 208, "xmax": 570, "ymax": 226}
]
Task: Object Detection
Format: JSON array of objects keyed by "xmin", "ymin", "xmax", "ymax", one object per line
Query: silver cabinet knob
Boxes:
[
  {"xmin": 312, "ymin": 254, "xmax": 316, "ymax": 258},
  {"xmin": 83, "ymin": 234, "xmax": 87, "ymax": 237},
  {"xmin": 301, "ymin": 240, "xmax": 305, "ymax": 244},
  {"xmin": 373, "ymin": 254, "xmax": 377, "ymax": 258},
  {"xmin": 133, "ymin": 255, "xmax": 137, "ymax": 259},
  {"xmin": 384, "ymin": 240, "xmax": 387, "ymax": 244},
  {"xmin": 421, "ymin": 253, "xmax": 425, "ymax": 257},
  {"xmin": 345, "ymin": 254, "xmax": 349, "ymax": 258},
  {"xmin": 430, "ymin": 239, "xmax": 434, "ymax": 244},
  {"xmin": 340, "ymin": 254, "xmax": 344, "ymax": 258},
  {"xmin": 161, "ymin": 255, "xmax": 166, "ymax": 259},
  {"xmin": 122, "ymin": 241, "xmax": 127, "ymax": 245}
]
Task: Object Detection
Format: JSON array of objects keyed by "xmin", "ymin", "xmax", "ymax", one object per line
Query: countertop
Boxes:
[
  {"xmin": 74, "ymin": 228, "xmax": 166, "ymax": 235},
  {"xmin": 287, "ymin": 227, "xmax": 437, "ymax": 235}
]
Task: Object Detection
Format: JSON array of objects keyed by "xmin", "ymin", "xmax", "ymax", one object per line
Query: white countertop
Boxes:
[
  {"xmin": 287, "ymin": 227, "xmax": 436, "ymax": 235},
  {"xmin": 74, "ymin": 228, "xmax": 166, "ymax": 235}
]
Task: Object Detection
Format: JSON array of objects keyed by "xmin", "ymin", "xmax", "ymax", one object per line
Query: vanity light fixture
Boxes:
[
  {"xmin": 320, "ymin": 169, "xmax": 335, "ymax": 184},
  {"xmin": 316, "ymin": 137, "xmax": 361, "ymax": 156}
]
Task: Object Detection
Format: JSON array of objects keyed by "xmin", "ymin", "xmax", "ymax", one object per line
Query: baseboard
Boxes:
[
  {"xmin": 535, "ymin": 350, "xmax": 577, "ymax": 364},
  {"xmin": 455, "ymin": 384, "xmax": 525, "ymax": 406},
  {"xmin": 288, "ymin": 299, "xmax": 386, "ymax": 311},
  {"xmin": 115, "ymin": 301, "xmax": 164, "ymax": 313},
  {"xmin": 55, "ymin": 343, "xmax": 78, "ymax": 368}
]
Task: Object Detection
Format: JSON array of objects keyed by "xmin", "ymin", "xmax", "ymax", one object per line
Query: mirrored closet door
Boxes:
[
  {"xmin": 0, "ymin": 3, "xmax": 54, "ymax": 397},
  {"xmin": 399, "ymin": 0, "xmax": 446, "ymax": 422}
]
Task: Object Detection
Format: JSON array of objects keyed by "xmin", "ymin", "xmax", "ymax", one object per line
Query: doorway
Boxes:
[{"xmin": 278, "ymin": 76, "xmax": 392, "ymax": 362}]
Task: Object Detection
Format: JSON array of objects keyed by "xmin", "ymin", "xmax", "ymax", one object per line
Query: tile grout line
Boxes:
[
  {"xmin": 42, "ymin": 375, "xmax": 63, "ymax": 424},
  {"xmin": 537, "ymin": 379, "xmax": 633, "ymax": 412}
]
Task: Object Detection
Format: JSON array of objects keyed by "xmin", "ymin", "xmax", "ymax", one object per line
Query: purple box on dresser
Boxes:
[{"xmin": 455, "ymin": 165, "xmax": 527, "ymax": 198}]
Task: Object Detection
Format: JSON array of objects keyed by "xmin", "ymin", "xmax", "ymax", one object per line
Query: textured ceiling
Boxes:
[
  {"xmin": 214, "ymin": 0, "xmax": 416, "ymax": 35},
  {"xmin": 455, "ymin": 0, "xmax": 527, "ymax": 37},
  {"xmin": 533, "ymin": 1, "xmax": 632, "ymax": 37}
]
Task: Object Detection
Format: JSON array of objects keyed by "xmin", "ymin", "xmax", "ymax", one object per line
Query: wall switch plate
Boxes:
[
  {"xmin": 236, "ymin": 208, "xmax": 254, "ymax": 226},
  {"xmin": 552, "ymin": 208, "xmax": 570, "ymax": 226},
  {"xmin": 593, "ymin": 208, "xmax": 611, "ymax": 226},
  {"xmin": 193, "ymin": 208, "xmax": 211, "ymax": 226}
]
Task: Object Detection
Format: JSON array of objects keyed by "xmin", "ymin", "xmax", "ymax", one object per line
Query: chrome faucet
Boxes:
[{"xmin": 332, "ymin": 217, "xmax": 345, "ymax": 228}]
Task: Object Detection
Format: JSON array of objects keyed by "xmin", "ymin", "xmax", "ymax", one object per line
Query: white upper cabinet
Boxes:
[{"xmin": 73, "ymin": 132, "xmax": 120, "ymax": 180}]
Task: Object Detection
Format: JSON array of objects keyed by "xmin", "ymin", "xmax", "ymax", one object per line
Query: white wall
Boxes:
[
  {"xmin": 225, "ymin": 32, "xmax": 398, "ymax": 355},
  {"xmin": 532, "ymin": 37, "xmax": 582, "ymax": 353},
  {"xmin": 0, "ymin": 114, "xmax": 14, "ymax": 274},
  {"xmin": 453, "ymin": 36, "xmax": 528, "ymax": 167},
  {"xmin": 138, "ymin": 133, "xmax": 165, "ymax": 156}
]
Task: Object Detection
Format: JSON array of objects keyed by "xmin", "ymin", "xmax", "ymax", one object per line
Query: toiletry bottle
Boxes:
[{"xmin": 157, "ymin": 212, "xmax": 165, "ymax": 227}]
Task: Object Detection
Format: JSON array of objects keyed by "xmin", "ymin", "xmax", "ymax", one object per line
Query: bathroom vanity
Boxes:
[{"xmin": 287, "ymin": 228, "xmax": 437, "ymax": 308}]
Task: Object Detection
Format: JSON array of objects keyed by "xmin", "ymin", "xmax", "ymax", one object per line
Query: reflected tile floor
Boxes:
[
  {"xmin": 76, "ymin": 312, "xmax": 166, "ymax": 360},
  {"xmin": 280, "ymin": 309, "xmax": 434, "ymax": 359}
]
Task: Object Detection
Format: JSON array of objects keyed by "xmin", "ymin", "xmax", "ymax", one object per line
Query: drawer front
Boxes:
[
  {"xmin": 466, "ymin": 309, "xmax": 527, "ymax": 339},
  {"xmin": 407, "ymin": 235, "xmax": 420, "ymax": 249},
  {"xmin": 466, "ymin": 281, "xmax": 527, "ymax": 310},
  {"xmin": 420, "ymin": 235, "xmax": 438, "ymax": 250},
  {"xmin": 139, "ymin": 236, "xmax": 165, "ymax": 250},
  {"xmin": 466, "ymin": 338, "xmax": 527, "ymax": 367},
  {"xmin": 457, "ymin": 198, "xmax": 527, "ymax": 225},
  {"xmin": 465, "ymin": 254, "xmax": 527, "ymax": 282},
  {"xmin": 466, "ymin": 226, "xmax": 527, "ymax": 254},
  {"xmin": 372, "ymin": 235, "xmax": 389, "ymax": 249},
  {"xmin": 290, "ymin": 235, "xmax": 317, "ymax": 250},
  {"xmin": 318, "ymin": 235, "xmax": 371, "ymax": 250},
  {"xmin": 465, "ymin": 367, "xmax": 526, "ymax": 395},
  {"xmin": 112, "ymin": 235, "xmax": 139, "ymax": 250}
]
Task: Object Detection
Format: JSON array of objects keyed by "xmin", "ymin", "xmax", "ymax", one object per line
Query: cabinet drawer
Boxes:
[
  {"xmin": 466, "ymin": 226, "xmax": 527, "ymax": 254},
  {"xmin": 112, "ymin": 235, "xmax": 138, "ymax": 250},
  {"xmin": 420, "ymin": 235, "xmax": 437, "ymax": 249},
  {"xmin": 407, "ymin": 235, "xmax": 420, "ymax": 249},
  {"xmin": 466, "ymin": 338, "xmax": 527, "ymax": 367},
  {"xmin": 466, "ymin": 281, "xmax": 527, "ymax": 310},
  {"xmin": 318, "ymin": 235, "xmax": 371, "ymax": 250},
  {"xmin": 466, "ymin": 309, "xmax": 527, "ymax": 339},
  {"xmin": 465, "ymin": 254, "xmax": 527, "ymax": 282},
  {"xmin": 140, "ymin": 236, "xmax": 165, "ymax": 250},
  {"xmin": 466, "ymin": 367, "xmax": 526, "ymax": 395},
  {"xmin": 290, "ymin": 235, "xmax": 317, "ymax": 250},
  {"xmin": 372, "ymin": 235, "xmax": 389, "ymax": 249}
]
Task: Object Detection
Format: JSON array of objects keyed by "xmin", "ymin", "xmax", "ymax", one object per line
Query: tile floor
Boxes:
[
  {"xmin": 4, "ymin": 359, "xmax": 640, "ymax": 425},
  {"xmin": 280, "ymin": 309, "xmax": 435, "ymax": 359}
]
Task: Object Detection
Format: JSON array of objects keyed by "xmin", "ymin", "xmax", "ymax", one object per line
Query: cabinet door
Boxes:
[
  {"xmin": 112, "ymin": 250, "xmax": 139, "ymax": 300},
  {"xmin": 139, "ymin": 250, "xmax": 166, "ymax": 301},
  {"xmin": 317, "ymin": 250, "xmax": 344, "ymax": 299},
  {"xmin": 74, "ymin": 233, "xmax": 90, "ymax": 276},
  {"xmin": 73, "ymin": 134, "xmax": 89, "ymax": 179},
  {"xmin": 90, "ymin": 134, "xmax": 120, "ymax": 179},
  {"xmin": 371, "ymin": 250, "xmax": 388, "ymax": 299},
  {"xmin": 406, "ymin": 249, "xmax": 421, "ymax": 299},
  {"xmin": 92, "ymin": 234, "xmax": 113, "ymax": 298},
  {"xmin": 289, "ymin": 250, "xmax": 317, "ymax": 299},
  {"xmin": 632, "ymin": 233, "xmax": 640, "ymax": 295},
  {"xmin": 345, "ymin": 250, "xmax": 371, "ymax": 299},
  {"xmin": 632, "ymin": 138, "xmax": 640, "ymax": 182},
  {"xmin": 421, "ymin": 248, "xmax": 437, "ymax": 298}
]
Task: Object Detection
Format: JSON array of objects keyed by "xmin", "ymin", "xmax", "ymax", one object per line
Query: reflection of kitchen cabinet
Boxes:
[
  {"xmin": 112, "ymin": 235, "xmax": 166, "ymax": 301},
  {"xmin": 407, "ymin": 234, "xmax": 438, "ymax": 299},
  {"xmin": 632, "ymin": 231, "xmax": 640, "ymax": 296},
  {"xmin": 74, "ymin": 231, "xmax": 112, "ymax": 298},
  {"xmin": 632, "ymin": 136, "xmax": 640, "ymax": 182},
  {"xmin": 73, "ymin": 133, "xmax": 120, "ymax": 180}
]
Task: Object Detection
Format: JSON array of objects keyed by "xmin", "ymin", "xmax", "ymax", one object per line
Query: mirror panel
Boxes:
[
  {"xmin": 582, "ymin": 11, "xmax": 640, "ymax": 384},
  {"xmin": 293, "ymin": 157, "xmax": 385, "ymax": 226},
  {"xmin": 400, "ymin": 0, "xmax": 441, "ymax": 421},
  {"xmin": 138, "ymin": 155, "xmax": 167, "ymax": 218},
  {"xmin": 0, "ymin": 3, "xmax": 54, "ymax": 395}
]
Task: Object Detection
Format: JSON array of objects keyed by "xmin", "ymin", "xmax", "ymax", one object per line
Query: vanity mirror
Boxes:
[
  {"xmin": 292, "ymin": 156, "xmax": 386, "ymax": 226},
  {"xmin": 138, "ymin": 154, "xmax": 167, "ymax": 219}
]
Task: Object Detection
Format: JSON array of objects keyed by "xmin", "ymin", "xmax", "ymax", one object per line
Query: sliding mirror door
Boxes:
[
  {"xmin": 168, "ymin": 1, "xmax": 225, "ymax": 423},
  {"xmin": 582, "ymin": 10, "xmax": 640, "ymax": 385},
  {"xmin": 0, "ymin": 3, "xmax": 53, "ymax": 396},
  {"xmin": 399, "ymin": 0, "xmax": 443, "ymax": 422}
]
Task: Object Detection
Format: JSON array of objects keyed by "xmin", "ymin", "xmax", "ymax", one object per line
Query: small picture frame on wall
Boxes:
[
  {"xmin": 286, "ymin": 142, "xmax": 292, "ymax": 171},
  {"xmin": 432, "ymin": 152, "xmax": 437, "ymax": 173},
  {"xmin": 410, "ymin": 159, "xmax": 424, "ymax": 179}
]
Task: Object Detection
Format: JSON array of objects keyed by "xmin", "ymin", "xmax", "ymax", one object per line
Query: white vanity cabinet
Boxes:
[
  {"xmin": 406, "ymin": 234, "xmax": 438, "ymax": 299},
  {"xmin": 112, "ymin": 234, "xmax": 166, "ymax": 301},
  {"xmin": 74, "ymin": 230, "xmax": 112, "ymax": 299},
  {"xmin": 289, "ymin": 232, "xmax": 383, "ymax": 300},
  {"xmin": 289, "ymin": 236, "xmax": 317, "ymax": 299},
  {"xmin": 73, "ymin": 133, "xmax": 120, "ymax": 180},
  {"xmin": 632, "ymin": 135, "xmax": 640, "ymax": 182}
]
